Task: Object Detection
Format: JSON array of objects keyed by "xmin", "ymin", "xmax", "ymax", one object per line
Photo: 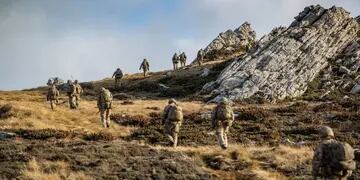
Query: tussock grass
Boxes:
[
  {"xmin": 21, "ymin": 158, "xmax": 91, "ymax": 180},
  {"xmin": 154, "ymin": 144, "xmax": 312, "ymax": 179}
]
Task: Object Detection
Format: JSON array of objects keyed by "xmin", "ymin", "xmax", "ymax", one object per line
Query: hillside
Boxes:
[{"xmin": 1, "ymin": 4, "xmax": 360, "ymax": 180}]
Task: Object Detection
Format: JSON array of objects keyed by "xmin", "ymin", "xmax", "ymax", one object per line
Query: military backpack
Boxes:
[
  {"xmin": 322, "ymin": 141, "xmax": 356, "ymax": 175},
  {"xmin": 168, "ymin": 106, "xmax": 183, "ymax": 122},
  {"xmin": 216, "ymin": 105, "xmax": 233, "ymax": 121}
]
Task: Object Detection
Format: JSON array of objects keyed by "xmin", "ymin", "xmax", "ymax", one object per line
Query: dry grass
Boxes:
[
  {"xmin": 0, "ymin": 91, "xmax": 213, "ymax": 138},
  {"xmin": 21, "ymin": 158, "xmax": 91, "ymax": 180},
  {"xmin": 154, "ymin": 144, "xmax": 313, "ymax": 179}
]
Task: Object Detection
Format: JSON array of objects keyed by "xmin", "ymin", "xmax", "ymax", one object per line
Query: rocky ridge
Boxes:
[
  {"xmin": 196, "ymin": 22, "xmax": 256, "ymax": 63},
  {"xmin": 203, "ymin": 5, "xmax": 360, "ymax": 101}
]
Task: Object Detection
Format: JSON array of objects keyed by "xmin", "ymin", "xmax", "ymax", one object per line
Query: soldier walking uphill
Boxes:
[
  {"xmin": 312, "ymin": 126, "xmax": 356, "ymax": 180},
  {"xmin": 179, "ymin": 52, "xmax": 187, "ymax": 67},
  {"xmin": 73, "ymin": 80, "xmax": 83, "ymax": 108},
  {"xmin": 162, "ymin": 99, "xmax": 183, "ymax": 148},
  {"xmin": 139, "ymin": 59, "xmax": 150, "ymax": 77},
  {"xmin": 196, "ymin": 49, "xmax": 205, "ymax": 66},
  {"xmin": 46, "ymin": 80, "xmax": 60, "ymax": 110},
  {"xmin": 212, "ymin": 97, "xmax": 234, "ymax": 149},
  {"xmin": 172, "ymin": 53, "xmax": 180, "ymax": 70},
  {"xmin": 112, "ymin": 68, "xmax": 123, "ymax": 87},
  {"xmin": 97, "ymin": 87, "xmax": 113, "ymax": 128},
  {"xmin": 66, "ymin": 80, "xmax": 77, "ymax": 109}
]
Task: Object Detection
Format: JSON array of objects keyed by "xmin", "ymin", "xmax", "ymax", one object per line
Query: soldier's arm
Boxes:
[
  {"xmin": 139, "ymin": 64, "xmax": 142, "ymax": 70},
  {"xmin": 162, "ymin": 106, "xmax": 169, "ymax": 124},
  {"xmin": 312, "ymin": 146, "xmax": 323, "ymax": 178},
  {"xmin": 112, "ymin": 72, "xmax": 116, "ymax": 78}
]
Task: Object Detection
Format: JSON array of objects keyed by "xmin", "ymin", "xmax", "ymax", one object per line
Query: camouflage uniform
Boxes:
[
  {"xmin": 47, "ymin": 84, "xmax": 60, "ymax": 110},
  {"xmin": 172, "ymin": 53, "xmax": 180, "ymax": 70},
  {"xmin": 66, "ymin": 80, "xmax": 77, "ymax": 109},
  {"xmin": 112, "ymin": 68, "xmax": 123, "ymax": 87},
  {"xmin": 97, "ymin": 87, "xmax": 112, "ymax": 128},
  {"xmin": 312, "ymin": 126, "xmax": 355, "ymax": 180},
  {"xmin": 197, "ymin": 49, "xmax": 205, "ymax": 66},
  {"xmin": 179, "ymin": 52, "xmax": 187, "ymax": 67},
  {"xmin": 139, "ymin": 59, "xmax": 150, "ymax": 77},
  {"xmin": 73, "ymin": 80, "xmax": 83, "ymax": 107},
  {"xmin": 212, "ymin": 97, "xmax": 234, "ymax": 149},
  {"xmin": 163, "ymin": 99, "xmax": 183, "ymax": 147}
]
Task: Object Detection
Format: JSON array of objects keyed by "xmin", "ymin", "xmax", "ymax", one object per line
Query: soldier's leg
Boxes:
[
  {"xmin": 172, "ymin": 123, "xmax": 180, "ymax": 148},
  {"xmin": 223, "ymin": 125, "xmax": 230, "ymax": 148},
  {"xmin": 173, "ymin": 63, "xmax": 176, "ymax": 70},
  {"xmin": 75, "ymin": 96, "xmax": 79, "ymax": 107},
  {"xmin": 100, "ymin": 109, "xmax": 106, "ymax": 128},
  {"xmin": 105, "ymin": 108, "xmax": 111, "ymax": 128},
  {"xmin": 50, "ymin": 100, "xmax": 54, "ymax": 110},
  {"xmin": 164, "ymin": 122, "xmax": 174, "ymax": 143},
  {"xmin": 215, "ymin": 126, "xmax": 225, "ymax": 148}
]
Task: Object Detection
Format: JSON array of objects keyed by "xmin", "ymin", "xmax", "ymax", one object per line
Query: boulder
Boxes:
[{"xmin": 203, "ymin": 5, "xmax": 359, "ymax": 101}]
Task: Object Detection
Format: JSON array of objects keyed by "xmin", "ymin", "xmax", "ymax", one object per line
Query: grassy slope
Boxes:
[{"xmin": 0, "ymin": 61, "xmax": 359, "ymax": 179}]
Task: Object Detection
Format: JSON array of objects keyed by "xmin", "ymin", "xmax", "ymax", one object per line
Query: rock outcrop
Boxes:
[
  {"xmin": 195, "ymin": 22, "xmax": 256, "ymax": 63},
  {"xmin": 203, "ymin": 5, "xmax": 360, "ymax": 101}
]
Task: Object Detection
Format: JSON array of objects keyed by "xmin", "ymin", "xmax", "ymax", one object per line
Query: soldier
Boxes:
[
  {"xmin": 211, "ymin": 97, "xmax": 234, "ymax": 149},
  {"xmin": 66, "ymin": 80, "xmax": 77, "ymax": 109},
  {"xmin": 162, "ymin": 99, "xmax": 183, "ymax": 148},
  {"xmin": 97, "ymin": 87, "xmax": 113, "ymax": 128},
  {"xmin": 139, "ymin": 59, "xmax": 150, "ymax": 77},
  {"xmin": 172, "ymin": 53, "xmax": 180, "ymax": 70},
  {"xmin": 179, "ymin": 52, "xmax": 187, "ymax": 67},
  {"xmin": 46, "ymin": 82, "xmax": 60, "ymax": 110},
  {"xmin": 312, "ymin": 126, "xmax": 356, "ymax": 180},
  {"xmin": 73, "ymin": 80, "xmax": 83, "ymax": 107},
  {"xmin": 196, "ymin": 49, "xmax": 205, "ymax": 66},
  {"xmin": 112, "ymin": 68, "xmax": 123, "ymax": 87}
]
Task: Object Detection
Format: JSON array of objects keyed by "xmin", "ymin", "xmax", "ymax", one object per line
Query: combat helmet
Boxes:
[{"xmin": 319, "ymin": 126, "xmax": 334, "ymax": 139}]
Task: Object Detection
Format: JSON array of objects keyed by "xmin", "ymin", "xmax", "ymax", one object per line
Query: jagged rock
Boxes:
[
  {"xmin": 203, "ymin": 5, "xmax": 359, "ymax": 101},
  {"xmin": 0, "ymin": 132, "xmax": 16, "ymax": 140},
  {"xmin": 195, "ymin": 22, "xmax": 256, "ymax": 63},
  {"xmin": 339, "ymin": 66, "xmax": 352, "ymax": 75},
  {"xmin": 200, "ymin": 68, "xmax": 210, "ymax": 77},
  {"xmin": 351, "ymin": 81, "xmax": 360, "ymax": 93}
]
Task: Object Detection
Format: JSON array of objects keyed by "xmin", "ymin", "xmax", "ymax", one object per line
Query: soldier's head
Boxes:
[
  {"xmin": 144, "ymin": 58, "xmax": 147, "ymax": 61},
  {"xmin": 117, "ymin": 68, "xmax": 120, "ymax": 71},
  {"xmin": 74, "ymin": 80, "xmax": 78, "ymax": 84},
  {"xmin": 168, "ymin": 98, "xmax": 177, "ymax": 105},
  {"xmin": 319, "ymin": 126, "xmax": 334, "ymax": 140},
  {"xmin": 218, "ymin": 97, "xmax": 229, "ymax": 105},
  {"xmin": 100, "ymin": 87, "xmax": 106, "ymax": 92},
  {"xmin": 67, "ymin": 80, "xmax": 72, "ymax": 84}
]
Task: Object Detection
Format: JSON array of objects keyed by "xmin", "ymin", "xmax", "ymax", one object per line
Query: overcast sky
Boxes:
[{"xmin": 0, "ymin": 0, "xmax": 359, "ymax": 90}]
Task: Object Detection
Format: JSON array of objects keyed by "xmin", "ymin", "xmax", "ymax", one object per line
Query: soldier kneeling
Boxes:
[
  {"xmin": 162, "ymin": 99, "xmax": 183, "ymax": 148},
  {"xmin": 312, "ymin": 126, "xmax": 356, "ymax": 180}
]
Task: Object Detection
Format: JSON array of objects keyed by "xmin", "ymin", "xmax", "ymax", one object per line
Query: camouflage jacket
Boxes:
[
  {"xmin": 162, "ymin": 104, "xmax": 176, "ymax": 124},
  {"xmin": 140, "ymin": 61, "xmax": 150, "ymax": 71}
]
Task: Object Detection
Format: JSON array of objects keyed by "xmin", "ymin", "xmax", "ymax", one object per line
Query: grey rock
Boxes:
[
  {"xmin": 203, "ymin": 5, "xmax": 359, "ymax": 101},
  {"xmin": 0, "ymin": 132, "xmax": 16, "ymax": 140},
  {"xmin": 200, "ymin": 68, "xmax": 210, "ymax": 77},
  {"xmin": 339, "ymin": 66, "xmax": 352, "ymax": 75},
  {"xmin": 194, "ymin": 22, "xmax": 256, "ymax": 63}
]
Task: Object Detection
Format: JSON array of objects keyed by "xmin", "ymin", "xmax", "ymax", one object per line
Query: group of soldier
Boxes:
[
  {"xmin": 44, "ymin": 48, "xmax": 359, "ymax": 179},
  {"xmin": 111, "ymin": 50, "xmax": 205, "ymax": 87}
]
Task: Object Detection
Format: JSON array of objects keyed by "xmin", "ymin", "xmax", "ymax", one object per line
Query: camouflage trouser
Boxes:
[
  {"xmin": 143, "ymin": 70, "xmax": 148, "ymax": 77},
  {"xmin": 180, "ymin": 60, "xmax": 186, "ymax": 67},
  {"xmin": 215, "ymin": 120, "xmax": 232, "ymax": 149},
  {"xmin": 100, "ymin": 108, "xmax": 111, "ymax": 128},
  {"xmin": 115, "ymin": 77, "xmax": 122, "ymax": 87},
  {"xmin": 75, "ymin": 95, "xmax": 81, "ymax": 107},
  {"xmin": 173, "ymin": 62, "xmax": 179, "ymax": 70},
  {"xmin": 49, "ymin": 99, "xmax": 56, "ymax": 110},
  {"xmin": 164, "ymin": 121, "xmax": 181, "ymax": 147},
  {"xmin": 197, "ymin": 57, "xmax": 203, "ymax": 66},
  {"xmin": 68, "ymin": 95, "xmax": 77, "ymax": 109}
]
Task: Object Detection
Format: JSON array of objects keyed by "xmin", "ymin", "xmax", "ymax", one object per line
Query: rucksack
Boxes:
[
  {"xmin": 216, "ymin": 105, "xmax": 233, "ymax": 121},
  {"xmin": 322, "ymin": 141, "xmax": 356, "ymax": 174},
  {"xmin": 168, "ymin": 106, "xmax": 183, "ymax": 122},
  {"xmin": 49, "ymin": 86, "xmax": 59, "ymax": 97},
  {"xmin": 101, "ymin": 89, "xmax": 113, "ymax": 103}
]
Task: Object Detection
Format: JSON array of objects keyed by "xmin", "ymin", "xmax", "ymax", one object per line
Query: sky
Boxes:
[{"xmin": 0, "ymin": 0, "xmax": 359, "ymax": 90}]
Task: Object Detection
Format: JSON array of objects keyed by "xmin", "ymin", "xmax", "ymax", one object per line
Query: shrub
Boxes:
[{"xmin": 83, "ymin": 131, "xmax": 114, "ymax": 141}]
